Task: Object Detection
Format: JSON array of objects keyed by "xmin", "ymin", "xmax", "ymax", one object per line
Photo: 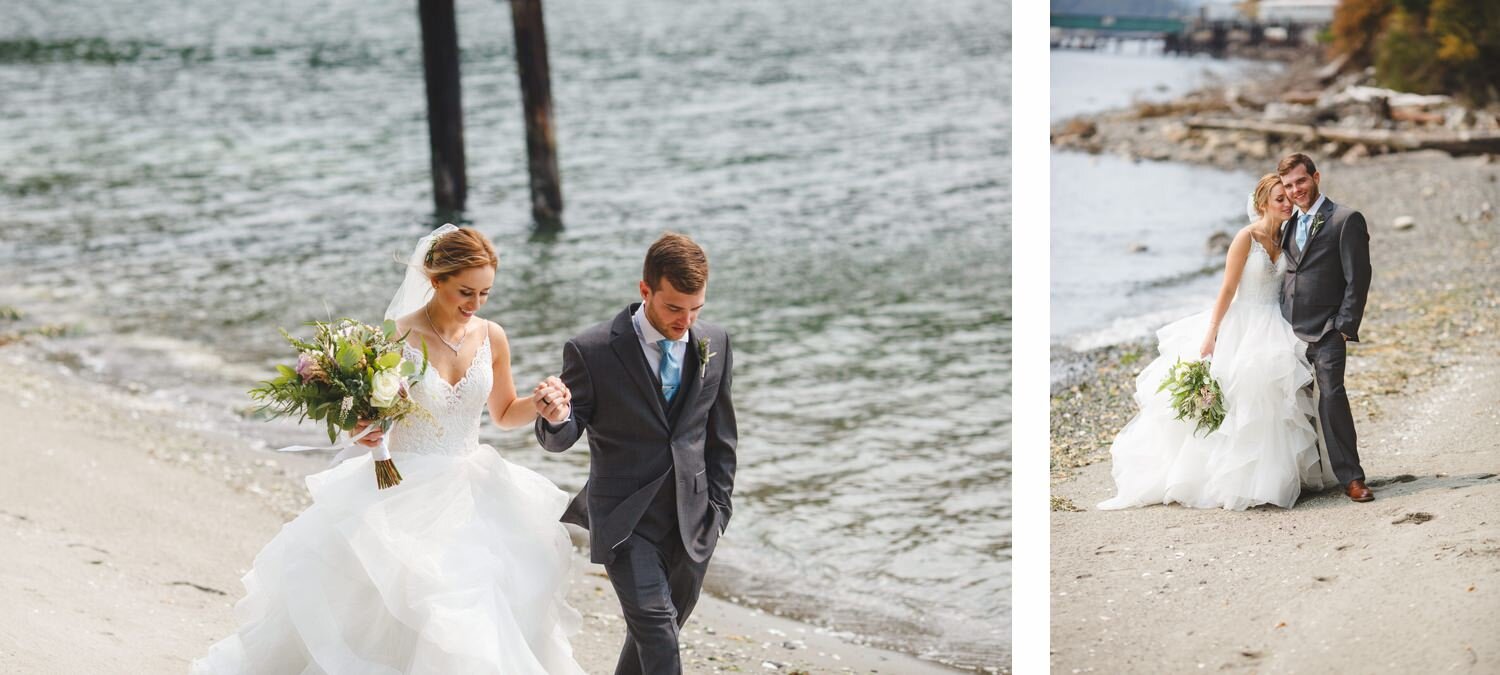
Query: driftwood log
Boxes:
[{"xmin": 1185, "ymin": 116, "xmax": 1500, "ymax": 154}]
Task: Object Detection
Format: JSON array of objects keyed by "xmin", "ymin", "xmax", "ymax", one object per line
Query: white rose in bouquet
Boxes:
[{"xmin": 370, "ymin": 368, "xmax": 403, "ymax": 409}]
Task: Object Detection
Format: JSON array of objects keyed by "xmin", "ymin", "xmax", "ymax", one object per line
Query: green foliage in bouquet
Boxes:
[
  {"xmin": 1156, "ymin": 358, "xmax": 1227, "ymax": 438},
  {"xmin": 250, "ymin": 318, "xmax": 430, "ymax": 444}
]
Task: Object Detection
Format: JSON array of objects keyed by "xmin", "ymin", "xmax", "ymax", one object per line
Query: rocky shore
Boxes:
[
  {"xmin": 1052, "ymin": 56, "xmax": 1500, "ymax": 173},
  {"xmin": 1050, "ymin": 61, "xmax": 1500, "ymax": 488}
]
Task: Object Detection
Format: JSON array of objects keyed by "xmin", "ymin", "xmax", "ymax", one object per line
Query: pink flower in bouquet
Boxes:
[
  {"xmin": 295, "ymin": 353, "xmax": 314, "ymax": 379},
  {"xmin": 295, "ymin": 352, "xmax": 328, "ymax": 383}
]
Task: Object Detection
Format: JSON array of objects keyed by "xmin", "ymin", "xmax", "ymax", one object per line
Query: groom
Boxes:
[
  {"xmin": 533, "ymin": 232, "xmax": 738, "ymax": 675},
  {"xmin": 1277, "ymin": 153, "xmax": 1373, "ymax": 502}
]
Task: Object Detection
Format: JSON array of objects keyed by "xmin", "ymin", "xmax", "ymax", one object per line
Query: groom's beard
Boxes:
[
  {"xmin": 644, "ymin": 303, "xmax": 689, "ymax": 340},
  {"xmin": 1297, "ymin": 187, "xmax": 1320, "ymax": 212}
]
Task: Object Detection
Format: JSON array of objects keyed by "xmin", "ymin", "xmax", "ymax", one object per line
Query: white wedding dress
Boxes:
[
  {"xmin": 1098, "ymin": 239, "xmax": 1334, "ymax": 511},
  {"xmin": 193, "ymin": 333, "xmax": 586, "ymax": 674}
]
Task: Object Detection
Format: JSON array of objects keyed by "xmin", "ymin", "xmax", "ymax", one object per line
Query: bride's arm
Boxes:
[
  {"xmin": 486, "ymin": 321, "xmax": 540, "ymax": 430},
  {"xmin": 1201, "ymin": 230, "xmax": 1252, "ymax": 357}
]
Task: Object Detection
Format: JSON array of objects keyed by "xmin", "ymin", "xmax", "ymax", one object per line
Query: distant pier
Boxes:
[{"xmin": 1051, "ymin": 12, "xmax": 1325, "ymax": 58}]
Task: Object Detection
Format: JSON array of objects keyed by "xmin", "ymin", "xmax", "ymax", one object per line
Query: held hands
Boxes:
[
  {"xmin": 352, "ymin": 419, "xmax": 384, "ymax": 448},
  {"xmin": 532, "ymin": 376, "xmax": 571, "ymax": 424},
  {"xmin": 1199, "ymin": 333, "xmax": 1216, "ymax": 359}
]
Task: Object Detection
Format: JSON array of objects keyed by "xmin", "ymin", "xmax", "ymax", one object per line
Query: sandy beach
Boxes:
[
  {"xmin": 1050, "ymin": 80, "xmax": 1500, "ymax": 671},
  {"xmin": 1053, "ymin": 352, "xmax": 1500, "ymax": 672},
  {"xmin": 0, "ymin": 345, "xmax": 960, "ymax": 674}
]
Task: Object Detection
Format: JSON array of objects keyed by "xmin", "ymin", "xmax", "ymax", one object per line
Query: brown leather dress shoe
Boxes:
[{"xmin": 1345, "ymin": 479, "xmax": 1374, "ymax": 502}]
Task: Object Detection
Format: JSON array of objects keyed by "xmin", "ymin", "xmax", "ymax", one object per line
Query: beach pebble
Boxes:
[
  {"xmin": 1055, "ymin": 118, "xmax": 1097, "ymax": 139},
  {"xmin": 1236, "ymin": 137, "xmax": 1269, "ymax": 159},
  {"xmin": 1163, "ymin": 123, "xmax": 1191, "ymax": 143},
  {"xmin": 1393, "ymin": 216, "xmax": 1416, "ymax": 231},
  {"xmin": 1445, "ymin": 106, "xmax": 1475, "ymax": 130}
]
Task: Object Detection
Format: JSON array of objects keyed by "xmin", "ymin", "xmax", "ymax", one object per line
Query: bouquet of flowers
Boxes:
[
  {"xmin": 1156, "ymin": 358, "xmax": 1227, "ymax": 437},
  {"xmin": 250, "ymin": 318, "xmax": 429, "ymax": 489}
]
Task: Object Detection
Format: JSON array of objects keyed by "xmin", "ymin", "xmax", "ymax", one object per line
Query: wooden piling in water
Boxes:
[
  {"xmin": 508, "ymin": 0, "xmax": 564, "ymax": 230},
  {"xmin": 418, "ymin": 0, "xmax": 467, "ymax": 216}
]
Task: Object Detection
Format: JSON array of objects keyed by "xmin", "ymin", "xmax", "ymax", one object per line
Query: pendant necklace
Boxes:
[{"xmin": 425, "ymin": 306, "xmax": 468, "ymax": 354}]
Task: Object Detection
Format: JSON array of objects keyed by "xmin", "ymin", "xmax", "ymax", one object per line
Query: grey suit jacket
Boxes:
[
  {"xmin": 1279, "ymin": 197, "xmax": 1372, "ymax": 342},
  {"xmin": 536, "ymin": 304, "xmax": 738, "ymax": 564}
]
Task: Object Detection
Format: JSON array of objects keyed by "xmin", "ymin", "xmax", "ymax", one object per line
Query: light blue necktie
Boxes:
[
  {"xmin": 657, "ymin": 338, "xmax": 681, "ymax": 402},
  {"xmin": 1295, "ymin": 212, "xmax": 1312, "ymax": 251}
]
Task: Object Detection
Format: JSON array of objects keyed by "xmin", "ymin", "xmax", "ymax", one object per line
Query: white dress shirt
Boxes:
[
  {"xmin": 633, "ymin": 305, "xmax": 689, "ymax": 382},
  {"xmin": 1295, "ymin": 194, "xmax": 1327, "ymax": 230}
]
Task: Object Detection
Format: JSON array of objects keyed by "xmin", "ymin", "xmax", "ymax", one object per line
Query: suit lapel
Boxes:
[
  {"xmin": 608, "ymin": 305, "xmax": 669, "ymax": 429},
  {"xmin": 1280, "ymin": 216, "xmax": 1300, "ymax": 265},
  {"xmin": 1304, "ymin": 198, "xmax": 1337, "ymax": 253}
]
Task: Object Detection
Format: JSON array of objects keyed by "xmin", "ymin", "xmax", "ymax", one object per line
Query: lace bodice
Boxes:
[
  {"xmin": 388, "ymin": 332, "xmax": 492, "ymax": 456},
  {"xmin": 1236, "ymin": 239, "xmax": 1285, "ymax": 305}
]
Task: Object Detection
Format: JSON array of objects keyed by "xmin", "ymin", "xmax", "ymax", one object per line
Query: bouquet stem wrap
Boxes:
[
  {"xmin": 276, "ymin": 423, "xmax": 403, "ymax": 489},
  {"xmin": 374, "ymin": 445, "xmax": 402, "ymax": 489}
]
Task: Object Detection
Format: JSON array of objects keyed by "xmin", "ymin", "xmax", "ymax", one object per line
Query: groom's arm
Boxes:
[
  {"xmin": 705, "ymin": 334, "xmax": 738, "ymax": 533},
  {"xmin": 1336, "ymin": 212, "xmax": 1372, "ymax": 342},
  {"xmin": 536, "ymin": 339, "xmax": 593, "ymax": 452}
]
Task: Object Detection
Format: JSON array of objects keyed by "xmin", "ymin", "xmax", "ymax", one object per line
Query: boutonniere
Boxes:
[
  {"xmin": 1309, "ymin": 213, "xmax": 1326, "ymax": 237},
  {"xmin": 696, "ymin": 337, "xmax": 717, "ymax": 379}
]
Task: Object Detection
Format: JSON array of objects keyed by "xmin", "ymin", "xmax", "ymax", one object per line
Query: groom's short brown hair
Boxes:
[
  {"xmin": 644, "ymin": 232, "xmax": 709, "ymax": 293},
  {"xmin": 1277, "ymin": 153, "xmax": 1317, "ymax": 177}
]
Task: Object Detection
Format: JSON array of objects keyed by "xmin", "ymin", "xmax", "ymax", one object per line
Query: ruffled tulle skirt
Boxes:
[
  {"xmin": 1097, "ymin": 299, "xmax": 1333, "ymax": 511},
  {"xmin": 192, "ymin": 446, "xmax": 585, "ymax": 674}
]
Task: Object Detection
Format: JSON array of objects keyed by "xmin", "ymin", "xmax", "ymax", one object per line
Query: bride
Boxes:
[
  {"xmin": 1098, "ymin": 174, "xmax": 1335, "ymax": 511},
  {"xmin": 193, "ymin": 225, "xmax": 586, "ymax": 674}
]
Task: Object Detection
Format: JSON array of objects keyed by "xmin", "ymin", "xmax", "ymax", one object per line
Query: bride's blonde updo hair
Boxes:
[
  {"xmin": 1251, "ymin": 173, "xmax": 1281, "ymax": 217},
  {"xmin": 424, "ymin": 227, "xmax": 498, "ymax": 282}
]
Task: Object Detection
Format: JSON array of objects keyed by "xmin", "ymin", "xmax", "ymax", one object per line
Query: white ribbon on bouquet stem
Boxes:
[{"xmin": 276, "ymin": 423, "xmax": 392, "ymax": 466}]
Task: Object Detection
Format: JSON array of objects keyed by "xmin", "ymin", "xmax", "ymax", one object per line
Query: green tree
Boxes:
[{"xmin": 1331, "ymin": 0, "xmax": 1500, "ymax": 104}]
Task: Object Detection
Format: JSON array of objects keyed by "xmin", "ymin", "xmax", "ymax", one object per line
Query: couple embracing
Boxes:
[
  {"xmin": 194, "ymin": 229, "xmax": 737, "ymax": 674},
  {"xmin": 1100, "ymin": 153, "xmax": 1374, "ymax": 511}
]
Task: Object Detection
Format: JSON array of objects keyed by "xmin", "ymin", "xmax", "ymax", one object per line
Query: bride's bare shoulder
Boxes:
[
  {"xmin": 484, "ymin": 319, "xmax": 510, "ymax": 355},
  {"xmin": 392, "ymin": 312, "xmax": 428, "ymax": 346}
]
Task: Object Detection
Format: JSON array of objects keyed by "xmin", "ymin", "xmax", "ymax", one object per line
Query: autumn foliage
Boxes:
[{"xmin": 1331, "ymin": 0, "xmax": 1500, "ymax": 104}]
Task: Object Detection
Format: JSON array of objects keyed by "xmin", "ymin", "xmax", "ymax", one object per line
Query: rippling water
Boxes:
[
  {"xmin": 0, "ymin": 0, "xmax": 1009, "ymax": 668},
  {"xmin": 1051, "ymin": 49, "xmax": 1258, "ymax": 354}
]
